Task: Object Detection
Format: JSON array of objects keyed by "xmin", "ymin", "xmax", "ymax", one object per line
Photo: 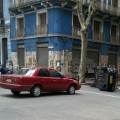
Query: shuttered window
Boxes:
[
  {"xmin": 94, "ymin": 20, "xmax": 100, "ymax": 33},
  {"xmin": 112, "ymin": 0, "xmax": 118, "ymax": 8},
  {"xmin": 38, "ymin": 13, "xmax": 46, "ymax": 27},
  {"xmin": 111, "ymin": 25, "xmax": 117, "ymax": 36},
  {"xmin": 73, "ymin": 15, "xmax": 80, "ymax": 28}
]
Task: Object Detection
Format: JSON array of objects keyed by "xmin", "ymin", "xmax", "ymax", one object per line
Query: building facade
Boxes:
[
  {"xmin": 0, "ymin": 0, "xmax": 11, "ymax": 65},
  {"xmin": 9, "ymin": 0, "xmax": 120, "ymax": 77}
]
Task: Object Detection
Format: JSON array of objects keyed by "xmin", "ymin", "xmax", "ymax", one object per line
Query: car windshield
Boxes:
[
  {"xmin": 15, "ymin": 68, "xmax": 30, "ymax": 75},
  {"xmin": 24, "ymin": 68, "xmax": 36, "ymax": 76}
]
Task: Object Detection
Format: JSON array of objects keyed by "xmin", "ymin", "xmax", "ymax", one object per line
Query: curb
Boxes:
[{"xmin": 81, "ymin": 82, "xmax": 93, "ymax": 85}]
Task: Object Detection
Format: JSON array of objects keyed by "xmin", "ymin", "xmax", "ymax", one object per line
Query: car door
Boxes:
[
  {"xmin": 37, "ymin": 69, "xmax": 54, "ymax": 92},
  {"xmin": 49, "ymin": 69, "xmax": 68, "ymax": 91}
]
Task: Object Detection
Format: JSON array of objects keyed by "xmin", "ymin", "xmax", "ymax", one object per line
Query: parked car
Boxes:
[{"xmin": 0, "ymin": 67, "xmax": 81, "ymax": 97}]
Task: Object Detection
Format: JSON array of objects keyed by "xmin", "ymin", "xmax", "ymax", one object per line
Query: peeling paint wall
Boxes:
[
  {"xmin": 25, "ymin": 52, "xmax": 36, "ymax": 67},
  {"xmin": 11, "ymin": 52, "xmax": 18, "ymax": 69},
  {"xmin": 49, "ymin": 51, "xmax": 72, "ymax": 76}
]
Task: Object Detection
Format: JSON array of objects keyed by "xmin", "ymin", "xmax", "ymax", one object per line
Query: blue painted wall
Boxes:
[
  {"xmin": 49, "ymin": 37, "xmax": 73, "ymax": 52},
  {"xmin": 88, "ymin": 18, "xmax": 93, "ymax": 39},
  {"xmin": 101, "ymin": 44, "xmax": 109, "ymax": 55},
  {"xmin": 48, "ymin": 8, "xmax": 72, "ymax": 35},
  {"xmin": 11, "ymin": 41, "xmax": 17, "ymax": 52},
  {"xmin": 103, "ymin": 21, "xmax": 110, "ymax": 42},
  {"xmin": 10, "ymin": 17, "xmax": 15, "ymax": 39},
  {"xmin": 11, "ymin": 38, "xmax": 37, "ymax": 52},
  {"xmin": 25, "ymin": 12, "xmax": 36, "ymax": 36},
  {"xmin": 24, "ymin": 39, "xmax": 36, "ymax": 51},
  {"xmin": 10, "ymin": 6, "xmax": 119, "ymax": 56}
]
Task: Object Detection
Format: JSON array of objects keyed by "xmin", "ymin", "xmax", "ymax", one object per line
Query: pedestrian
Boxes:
[{"xmin": 0, "ymin": 64, "xmax": 6, "ymax": 74}]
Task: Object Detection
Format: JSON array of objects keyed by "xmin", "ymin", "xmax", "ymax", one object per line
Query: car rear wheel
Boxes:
[
  {"xmin": 67, "ymin": 85, "xmax": 75, "ymax": 95},
  {"xmin": 11, "ymin": 90, "xmax": 20, "ymax": 95},
  {"xmin": 30, "ymin": 85, "xmax": 41, "ymax": 97}
]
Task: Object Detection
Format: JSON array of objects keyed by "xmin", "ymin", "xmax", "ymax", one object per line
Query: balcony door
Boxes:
[
  {"xmin": 112, "ymin": 0, "xmax": 118, "ymax": 8},
  {"xmin": 16, "ymin": 17, "xmax": 24, "ymax": 37},
  {"xmin": 37, "ymin": 12, "xmax": 47, "ymax": 35},
  {"xmin": 94, "ymin": 20, "xmax": 103, "ymax": 41},
  {"xmin": 110, "ymin": 24, "xmax": 118, "ymax": 43},
  {"xmin": 72, "ymin": 14, "xmax": 81, "ymax": 36}
]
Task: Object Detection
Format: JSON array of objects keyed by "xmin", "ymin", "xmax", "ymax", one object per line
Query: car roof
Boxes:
[{"xmin": 33, "ymin": 67, "xmax": 54, "ymax": 71}]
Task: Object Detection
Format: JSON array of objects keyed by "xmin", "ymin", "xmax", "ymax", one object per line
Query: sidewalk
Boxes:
[
  {"xmin": 81, "ymin": 78, "xmax": 120, "ymax": 86},
  {"xmin": 81, "ymin": 78, "xmax": 94, "ymax": 85}
]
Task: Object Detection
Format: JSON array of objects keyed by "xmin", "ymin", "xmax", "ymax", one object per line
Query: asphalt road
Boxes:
[{"xmin": 0, "ymin": 85, "xmax": 120, "ymax": 120}]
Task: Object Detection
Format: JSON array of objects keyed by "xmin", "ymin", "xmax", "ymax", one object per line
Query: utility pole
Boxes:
[
  {"xmin": 2, "ymin": 18, "xmax": 8, "ymax": 66},
  {"xmin": 0, "ymin": 0, "xmax": 3, "ymax": 65},
  {"xmin": 1, "ymin": 0, "xmax": 8, "ymax": 66}
]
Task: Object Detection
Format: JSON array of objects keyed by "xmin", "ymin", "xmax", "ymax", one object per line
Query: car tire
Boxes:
[
  {"xmin": 30, "ymin": 85, "xmax": 41, "ymax": 97},
  {"xmin": 67, "ymin": 85, "xmax": 75, "ymax": 95},
  {"xmin": 11, "ymin": 90, "xmax": 20, "ymax": 95},
  {"xmin": 108, "ymin": 85, "xmax": 115, "ymax": 92}
]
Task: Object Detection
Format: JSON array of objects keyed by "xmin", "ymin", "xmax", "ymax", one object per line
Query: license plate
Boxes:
[
  {"xmin": 6, "ymin": 79, "xmax": 12, "ymax": 83},
  {"xmin": 110, "ymin": 76, "xmax": 113, "ymax": 84}
]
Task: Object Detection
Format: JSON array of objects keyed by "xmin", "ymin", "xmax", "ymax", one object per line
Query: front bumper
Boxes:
[{"xmin": 76, "ymin": 84, "xmax": 81, "ymax": 90}]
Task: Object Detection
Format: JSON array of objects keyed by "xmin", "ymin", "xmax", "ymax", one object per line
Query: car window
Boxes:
[
  {"xmin": 49, "ymin": 69, "xmax": 63, "ymax": 78},
  {"xmin": 38, "ymin": 69, "xmax": 49, "ymax": 77},
  {"xmin": 24, "ymin": 68, "xmax": 36, "ymax": 76},
  {"xmin": 15, "ymin": 68, "xmax": 29, "ymax": 75}
]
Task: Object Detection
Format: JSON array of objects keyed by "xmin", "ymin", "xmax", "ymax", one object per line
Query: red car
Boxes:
[{"xmin": 0, "ymin": 67, "xmax": 81, "ymax": 97}]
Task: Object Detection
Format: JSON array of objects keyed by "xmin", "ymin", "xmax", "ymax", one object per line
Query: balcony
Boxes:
[
  {"xmin": 110, "ymin": 35, "xmax": 120, "ymax": 44},
  {"xmin": 93, "ymin": 32, "xmax": 104, "ymax": 42},
  {"xmin": 83, "ymin": 1, "xmax": 120, "ymax": 17},
  {"xmin": 72, "ymin": 26, "xmax": 81, "ymax": 37},
  {"xmin": 36, "ymin": 25, "xmax": 47, "ymax": 35},
  {"xmin": 95, "ymin": 1, "xmax": 120, "ymax": 16},
  {"xmin": 9, "ymin": 0, "xmax": 38, "ymax": 8},
  {"xmin": 15, "ymin": 29, "xmax": 24, "ymax": 38}
]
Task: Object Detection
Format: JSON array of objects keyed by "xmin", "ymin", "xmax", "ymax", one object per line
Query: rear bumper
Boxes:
[{"xmin": 0, "ymin": 82, "xmax": 31, "ymax": 91}]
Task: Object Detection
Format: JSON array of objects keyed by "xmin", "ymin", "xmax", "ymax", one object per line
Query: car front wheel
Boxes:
[
  {"xmin": 30, "ymin": 85, "xmax": 41, "ymax": 97},
  {"xmin": 11, "ymin": 90, "xmax": 20, "ymax": 95},
  {"xmin": 67, "ymin": 85, "xmax": 75, "ymax": 95}
]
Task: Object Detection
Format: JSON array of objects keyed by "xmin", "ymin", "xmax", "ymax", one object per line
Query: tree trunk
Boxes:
[{"xmin": 78, "ymin": 31, "xmax": 87, "ymax": 83}]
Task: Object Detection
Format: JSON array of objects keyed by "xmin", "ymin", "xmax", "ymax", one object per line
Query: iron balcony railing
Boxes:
[
  {"xmin": 9, "ymin": 0, "xmax": 120, "ymax": 16},
  {"xmin": 14, "ymin": 25, "xmax": 47, "ymax": 38},
  {"xmin": 84, "ymin": 1, "xmax": 120, "ymax": 16},
  {"xmin": 95, "ymin": 1, "xmax": 120, "ymax": 16},
  {"xmin": 9, "ymin": 0, "xmax": 38, "ymax": 8},
  {"xmin": 15, "ymin": 29, "xmax": 24, "ymax": 38},
  {"xmin": 36, "ymin": 25, "xmax": 47, "ymax": 35},
  {"xmin": 110, "ymin": 35, "xmax": 120, "ymax": 44},
  {"xmin": 93, "ymin": 32, "xmax": 104, "ymax": 42},
  {"xmin": 72, "ymin": 26, "xmax": 81, "ymax": 37}
]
